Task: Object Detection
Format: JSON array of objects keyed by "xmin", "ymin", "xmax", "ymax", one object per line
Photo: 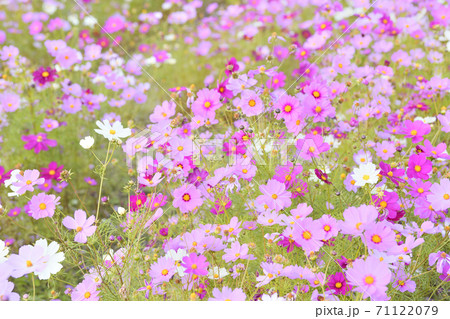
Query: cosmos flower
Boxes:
[
  {"xmin": 257, "ymin": 179, "xmax": 291, "ymax": 212},
  {"xmin": 94, "ymin": 120, "xmax": 131, "ymax": 141},
  {"xmin": 346, "ymin": 256, "xmax": 392, "ymax": 301},
  {"xmin": 62, "ymin": 210, "xmax": 97, "ymax": 244},
  {"xmin": 172, "ymin": 184, "xmax": 203, "ymax": 213},
  {"xmin": 12, "ymin": 169, "xmax": 44, "ymax": 195},
  {"xmin": 427, "ymin": 179, "xmax": 450, "ymax": 211},
  {"xmin": 352, "ymin": 163, "xmax": 380, "ymax": 187},
  {"xmin": 28, "ymin": 193, "xmax": 60, "ymax": 219},
  {"xmin": 71, "ymin": 278, "xmax": 100, "ymax": 301},
  {"xmin": 209, "ymin": 287, "xmax": 246, "ymax": 301},
  {"xmin": 22, "ymin": 133, "xmax": 57, "ymax": 154},
  {"xmin": 32, "ymin": 67, "xmax": 58, "ymax": 85},
  {"xmin": 181, "ymin": 253, "xmax": 209, "ymax": 276}
]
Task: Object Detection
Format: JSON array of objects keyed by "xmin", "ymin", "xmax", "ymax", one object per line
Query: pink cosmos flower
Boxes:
[
  {"xmin": 296, "ymin": 134, "xmax": 330, "ymax": 161},
  {"xmin": 239, "ymin": 89, "xmax": 264, "ymax": 116},
  {"xmin": 170, "ymin": 137, "xmax": 193, "ymax": 161},
  {"xmin": 222, "ymin": 241, "xmax": 254, "ymax": 263},
  {"xmin": 149, "ymin": 256, "xmax": 176, "ymax": 284},
  {"xmin": 257, "ymin": 179, "xmax": 291, "ymax": 212},
  {"xmin": 191, "ymin": 88, "xmax": 222, "ymax": 119},
  {"xmin": 172, "ymin": 184, "xmax": 203, "ymax": 213},
  {"xmin": 62, "ymin": 210, "xmax": 97, "ymax": 244},
  {"xmin": 275, "ymin": 94, "xmax": 301, "ymax": 121},
  {"xmin": 363, "ymin": 222, "xmax": 397, "ymax": 251},
  {"xmin": 12, "ymin": 169, "xmax": 44, "ymax": 195},
  {"xmin": 338, "ymin": 205, "xmax": 378, "ymax": 237},
  {"xmin": 181, "ymin": 253, "xmax": 209, "ymax": 276},
  {"xmin": 400, "ymin": 120, "xmax": 431, "ymax": 143},
  {"xmin": 8, "ymin": 244, "xmax": 48, "ymax": 278},
  {"xmin": 28, "ymin": 193, "xmax": 60, "ymax": 219},
  {"xmin": 71, "ymin": 278, "xmax": 100, "ymax": 301},
  {"xmin": 292, "ymin": 217, "xmax": 325, "ymax": 253},
  {"xmin": 209, "ymin": 287, "xmax": 246, "ymax": 301},
  {"xmin": 0, "ymin": 92, "xmax": 20, "ymax": 112},
  {"xmin": 346, "ymin": 256, "xmax": 392, "ymax": 301},
  {"xmin": 427, "ymin": 179, "xmax": 450, "ymax": 211},
  {"xmin": 22, "ymin": 133, "xmax": 57, "ymax": 154}
]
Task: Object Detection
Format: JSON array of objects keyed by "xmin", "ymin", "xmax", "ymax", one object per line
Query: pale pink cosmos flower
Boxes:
[{"xmin": 62, "ymin": 210, "xmax": 97, "ymax": 244}]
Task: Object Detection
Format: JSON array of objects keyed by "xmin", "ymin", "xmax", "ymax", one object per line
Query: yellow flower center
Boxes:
[
  {"xmin": 84, "ymin": 292, "xmax": 91, "ymax": 299},
  {"xmin": 177, "ymin": 146, "xmax": 184, "ymax": 151},
  {"xmin": 271, "ymin": 194, "xmax": 278, "ymax": 199},
  {"xmin": 182, "ymin": 194, "xmax": 191, "ymax": 201},
  {"xmin": 248, "ymin": 100, "xmax": 256, "ymax": 107},
  {"xmin": 42, "ymin": 71, "xmax": 49, "ymax": 77},
  {"xmin": 363, "ymin": 175, "xmax": 370, "ymax": 181},
  {"xmin": 335, "ymin": 282, "xmax": 342, "ymax": 288},
  {"xmin": 204, "ymin": 101, "xmax": 211, "ymax": 108},
  {"xmin": 315, "ymin": 106, "xmax": 322, "ymax": 113},
  {"xmin": 410, "ymin": 130, "xmax": 417, "ymax": 136},
  {"xmin": 303, "ymin": 231, "xmax": 312, "ymax": 240},
  {"xmin": 372, "ymin": 235, "xmax": 382, "ymax": 243},
  {"xmin": 109, "ymin": 129, "xmax": 116, "ymax": 135},
  {"xmin": 364, "ymin": 276, "xmax": 374, "ymax": 284},
  {"xmin": 39, "ymin": 203, "xmax": 47, "ymax": 210},
  {"xmin": 161, "ymin": 269, "xmax": 169, "ymax": 276},
  {"xmin": 312, "ymin": 91, "xmax": 320, "ymax": 98},
  {"xmin": 284, "ymin": 105, "xmax": 292, "ymax": 112},
  {"xmin": 26, "ymin": 260, "xmax": 33, "ymax": 267},
  {"xmin": 76, "ymin": 226, "xmax": 82, "ymax": 232},
  {"xmin": 414, "ymin": 165, "xmax": 421, "ymax": 172}
]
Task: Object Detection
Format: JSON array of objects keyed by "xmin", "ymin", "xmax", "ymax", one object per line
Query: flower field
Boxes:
[{"xmin": 1, "ymin": 0, "xmax": 450, "ymax": 302}]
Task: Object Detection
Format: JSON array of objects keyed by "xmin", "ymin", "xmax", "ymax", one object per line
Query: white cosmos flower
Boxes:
[
  {"xmin": 80, "ymin": 136, "xmax": 95, "ymax": 149},
  {"xmin": 34, "ymin": 239, "xmax": 65, "ymax": 280},
  {"xmin": 94, "ymin": 120, "xmax": 131, "ymax": 141},
  {"xmin": 208, "ymin": 266, "xmax": 229, "ymax": 280},
  {"xmin": 0, "ymin": 240, "xmax": 9, "ymax": 264},
  {"xmin": 352, "ymin": 162, "xmax": 380, "ymax": 187},
  {"xmin": 261, "ymin": 293, "xmax": 286, "ymax": 301},
  {"xmin": 165, "ymin": 249, "xmax": 188, "ymax": 277},
  {"xmin": 4, "ymin": 169, "xmax": 21, "ymax": 197},
  {"xmin": 117, "ymin": 206, "xmax": 126, "ymax": 215}
]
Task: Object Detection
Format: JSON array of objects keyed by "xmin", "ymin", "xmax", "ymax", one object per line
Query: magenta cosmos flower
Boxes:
[
  {"xmin": 406, "ymin": 154, "xmax": 432, "ymax": 180},
  {"xmin": 191, "ymin": 88, "xmax": 222, "ymax": 119},
  {"xmin": 401, "ymin": 120, "xmax": 431, "ymax": 143},
  {"xmin": 172, "ymin": 184, "xmax": 204, "ymax": 213},
  {"xmin": 22, "ymin": 133, "xmax": 57, "ymax": 154},
  {"xmin": 62, "ymin": 210, "xmax": 97, "ymax": 244},
  {"xmin": 41, "ymin": 161, "xmax": 63, "ymax": 180},
  {"xmin": 181, "ymin": 253, "xmax": 209, "ymax": 276},
  {"xmin": 28, "ymin": 193, "xmax": 60, "ymax": 219},
  {"xmin": 346, "ymin": 256, "xmax": 391, "ymax": 301},
  {"xmin": 326, "ymin": 272, "xmax": 352, "ymax": 295},
  {"xmin": 257, "ymin": 179, "xmax": 291, "ymax": 212},
  {"xmin": 209, "ymin": 287, "xmax": 246, "ymax": 301},
  {"xmin": 32, "ymin": 66, "xmax": 58, "ymax": 85}
]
